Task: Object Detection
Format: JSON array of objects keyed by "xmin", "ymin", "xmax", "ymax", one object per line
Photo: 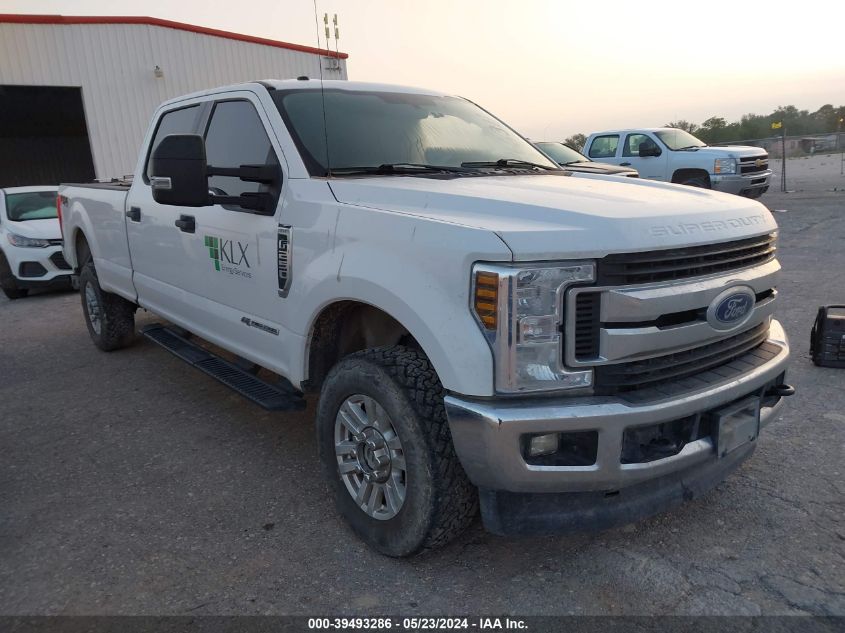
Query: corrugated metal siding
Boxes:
[{"xmin": 0, "ymin": 22, "xmax": 347, "ymax": 179}]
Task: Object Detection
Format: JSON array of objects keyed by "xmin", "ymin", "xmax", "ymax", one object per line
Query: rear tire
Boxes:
[
  {"xmin": 79, "ymin": 261, "xmax": 136, "ymax": 351},
  {"xmin": 0, "ymin": 252, "xmax": 28, "ymax": 300},
  {"xmin": 316, "ymin": 346, "xmax": 477, "ymax": 557}
]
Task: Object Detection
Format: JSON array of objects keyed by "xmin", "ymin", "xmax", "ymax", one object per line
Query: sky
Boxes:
[{"xmin": 3, "ymin": 0, "xmax": 844, "ymax": 140}]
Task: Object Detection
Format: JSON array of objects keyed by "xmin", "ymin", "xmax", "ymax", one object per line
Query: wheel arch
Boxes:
[
  {"xmin": 304, "ymin": 299, "xmax": 424, "ymax": 393},
  {"xmin": 69, "ymin": 227, "xmax": 92, "ymax": 271},
  {"xmin": 671, "ymin": 168, "xmax": 711, "ymax": 187}
]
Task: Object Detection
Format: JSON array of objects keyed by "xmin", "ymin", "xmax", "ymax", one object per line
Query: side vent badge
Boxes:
[{"xmin": 277, "ymin": 224, "xmax": 292, "ymax": 298}]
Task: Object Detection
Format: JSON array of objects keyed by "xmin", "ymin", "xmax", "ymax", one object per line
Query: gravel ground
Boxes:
[{"xmin": 0, "ymin": 178, "xmax": 843, "ymax": 616}]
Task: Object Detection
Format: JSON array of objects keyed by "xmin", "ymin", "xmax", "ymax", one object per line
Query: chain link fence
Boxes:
[{"xmin": 710, "ymin": 133, "xmax": 845, "ymax": 158}]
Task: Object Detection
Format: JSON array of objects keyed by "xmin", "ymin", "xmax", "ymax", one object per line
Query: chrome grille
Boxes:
[
  {"xmin": 739, "ymin": 154, "xmax": 769, "ymax": 175},
  {"xmin": 596, "ymin": 233, "xmax": 777, "ymax": 285},
  {"xmin": 593, "ymin": 322, "xmax": 770, "ymax": 392}
]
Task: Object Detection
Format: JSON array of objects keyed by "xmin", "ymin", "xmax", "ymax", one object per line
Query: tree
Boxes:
[
  {"xmin": 564, "ymin": 133, "xmax": 587, "ymax": 151},
  {"xmin": 700, "ymin": 116, "xmax": 727, "ymax": 131},
  {"xmin": 696, "ymin": 116, "xmax": 729, "ymax": 143},
  {"xmin": 665, "ymin": 120, "xmax": 698, "ymax": 134}
]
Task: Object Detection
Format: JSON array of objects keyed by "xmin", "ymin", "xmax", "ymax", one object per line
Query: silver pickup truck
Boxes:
[{"xmin": 585, "ymin": 128, "xmax": 772, "ymax": 197}]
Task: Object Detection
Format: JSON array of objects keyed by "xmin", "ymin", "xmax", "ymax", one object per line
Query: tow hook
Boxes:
[{"xmin": 765, "ymin": 384, "xmax": 795, "ymax": 398}]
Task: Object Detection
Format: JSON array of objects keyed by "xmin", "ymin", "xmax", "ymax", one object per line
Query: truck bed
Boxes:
[
  {"xmin": 60, "ymin": 182, "xmax": 134, "ymax": 301},
  {"xmin": 61, "ymin": 178, "xmax": 133, "ymax": 191}
]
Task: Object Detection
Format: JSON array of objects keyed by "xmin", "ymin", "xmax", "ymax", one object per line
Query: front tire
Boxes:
[
  {"xmin": 79, "ymin": 261, "xmax": 136, "ymax": 351},
  {"xmin": 316, "ymin": 346, "xmax": 477, "ymax": 557},
  {"xmin": 0, "ymin": 252, "xmax": 28, "ymax": 300}
]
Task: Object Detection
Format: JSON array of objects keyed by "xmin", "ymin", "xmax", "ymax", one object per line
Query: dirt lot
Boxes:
[{"xmin": 1, "ymin": 161, "xmax": 844, "ymax": 616}]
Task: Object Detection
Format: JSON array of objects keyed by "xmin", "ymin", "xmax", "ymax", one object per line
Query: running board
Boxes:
[{"xmin": 141, "ymin": 324, "xmax": 305, "ymax": 411}]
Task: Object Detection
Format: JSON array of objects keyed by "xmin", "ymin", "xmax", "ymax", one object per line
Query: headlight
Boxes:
[
  {"xmin": 472, "ymin": 262, "xmax": 595, "ymax": 394},
  {"xmin": 713, "ymin": 158, "xmax": 736, "ymax": 175},
  {"xmin": 6, "ymin": 232, "xmax": 51, "ymax": 248}
]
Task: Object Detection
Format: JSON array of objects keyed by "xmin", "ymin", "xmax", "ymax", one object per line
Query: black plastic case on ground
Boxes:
[{"xmin": 810, "ymin": 305, "xmax": 845, "ymax": 368}]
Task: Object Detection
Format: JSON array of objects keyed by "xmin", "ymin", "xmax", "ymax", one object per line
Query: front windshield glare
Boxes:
[
  {"xmin": 655, "ymin": 129, "xmax": 707, "ymax": 150},
  {"xmin": 5, "ymin": 191, "xmax": 58, "ymax": 221},
  {"xmin": 273, "ymin": 89, "xmax": 558, "ymax": 175}
]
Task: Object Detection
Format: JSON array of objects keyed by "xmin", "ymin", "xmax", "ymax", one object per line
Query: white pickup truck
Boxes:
[
  {"xmin": 584, "ymin": 128, "xmax": 772, "ymax": 198},
  {"xmin": 60, "ymin": 80, "xmax": 793, "ymax": 556}
]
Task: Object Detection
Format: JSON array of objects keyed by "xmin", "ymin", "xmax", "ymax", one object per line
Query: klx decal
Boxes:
[{"xmin": 204, "ymin": 235, "xmax": 253, "ymax": 279}]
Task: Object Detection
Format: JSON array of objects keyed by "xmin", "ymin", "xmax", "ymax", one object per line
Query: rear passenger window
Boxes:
[
  {"xmin": 145, "ymin": 105, "xmax": 201, "ymax": 181},
  {"xmin": 204, "ymin": 100, "xmax": 279, "ymax": 200},
  {"xmin": 588, "ymin": 135, "xmax": 619, "ymax": 159}
]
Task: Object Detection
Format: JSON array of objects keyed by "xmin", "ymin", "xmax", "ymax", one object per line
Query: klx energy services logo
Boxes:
[{"xmin": 204, "ymin": 235, "xmax": 253, "ymax": 279}]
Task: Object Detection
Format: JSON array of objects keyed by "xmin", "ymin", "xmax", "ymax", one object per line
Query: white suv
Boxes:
[
  {"xmin": 584, "ymin": 128, "xmax": 772, "ymax": 198},
  {"xmin": 0, "ymin": 186, "xmax": 71, "ymax": 299}
]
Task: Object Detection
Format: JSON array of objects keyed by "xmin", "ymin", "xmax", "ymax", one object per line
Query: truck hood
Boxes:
[
  {"xmin": 328, "ymin": 174, "xmax": 777, "ymax": 261},
  {"xmin": 5, "ymin": 218, "xmax": 61, "ymax": 240}
]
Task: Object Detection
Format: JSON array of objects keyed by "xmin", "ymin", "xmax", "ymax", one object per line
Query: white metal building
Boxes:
[{"xmin": 0, "ymin": 14, "xmax": 348, "ymax": 186}]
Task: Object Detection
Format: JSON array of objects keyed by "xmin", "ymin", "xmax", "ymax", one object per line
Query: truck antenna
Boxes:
[{"xmin": 313, "ymin": 1, "xmax": 332, "ymax": 177}]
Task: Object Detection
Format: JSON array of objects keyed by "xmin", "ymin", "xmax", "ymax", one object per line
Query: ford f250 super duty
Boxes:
[
  {"xmin": 584, "ymin": 128, "xmax": 772, "ymax": 198},
  {"xmin": 60, "ymin": 80, "xmax": 793, "ymax": 557}
]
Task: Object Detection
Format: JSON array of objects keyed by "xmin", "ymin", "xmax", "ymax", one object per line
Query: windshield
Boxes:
[
  {"xmin": 4, "ymin": 191, "xmax": 58, "ymax": 221},
  {"xmin": 272, "ymin": 89, "xmax": 558, "ymax": 175},
  {"xmin": 535, "ymin": 142, "xmax": 588, "ymax": 165},
  {"xmin": 655, "ymin": 129, "xmax": 707, "ymax": 150}
]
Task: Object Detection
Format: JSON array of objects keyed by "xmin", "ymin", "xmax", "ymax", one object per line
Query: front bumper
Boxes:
[
  {"xmin": 711, "ymin": 170, "xmax": 772, "ymax": 196},
  {"xmin": 3, "ymin": 243, "xmax": 72, "ymax": 287},
  {"xmin": 15, "ymin": 274, "xmax": 72, "ymax": 290},
  {"xmin": 446, "ymin": 320, "xmax": 789, "ymax": 495},
  {"xmin": 446, "ymin": 320, "xmax": 790, "ymax": 534},
  {"xmin": 478, "ymin": 441, "xmax": 756, "ymax": 536}
]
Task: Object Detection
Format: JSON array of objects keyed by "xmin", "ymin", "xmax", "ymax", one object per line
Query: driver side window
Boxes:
[
  {"xmin": 623, "ymin": 134, "xmax": 655, "ymax": 157},
  {"xmin": 204, "ymin": 100, "xmax": 279, "ymax": 201}
]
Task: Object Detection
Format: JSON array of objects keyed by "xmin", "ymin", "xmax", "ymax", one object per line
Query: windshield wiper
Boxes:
[
  {"xmin": 461, "ymin": 158, "xmax": 558, "ymax": 170},
  {"xmin": 675, "ymin": 145, "xmax": 704, "ymax": 151},
  {"xmin": 330, "ymin": 163, "xmax": 474, "ymax": 176}
]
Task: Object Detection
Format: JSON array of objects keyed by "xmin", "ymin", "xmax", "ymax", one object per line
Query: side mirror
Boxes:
[
  {"xmin": 639, "ymin": 143, "xmax": 662, "ymax": 158},
  {"xmin": 150, "ymin": 134, "xmax": 210, "ymax": 206}
]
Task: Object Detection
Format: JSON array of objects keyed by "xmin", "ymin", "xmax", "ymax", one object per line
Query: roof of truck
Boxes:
[
  {"xmin": 161, "ymin": 79, "xmax": 452, "ymax": 107},
  {"xmin": 589, "ymin": 128, "xmax": 678, "ymax": 136}
]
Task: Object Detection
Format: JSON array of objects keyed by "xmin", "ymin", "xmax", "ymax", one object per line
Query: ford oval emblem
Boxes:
[{"xmin": 707, "ymin": 286, "xmax": 755, "ymax": 331}]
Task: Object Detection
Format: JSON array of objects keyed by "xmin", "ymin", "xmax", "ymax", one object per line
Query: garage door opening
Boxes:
[{"xmin": 0, "ymin": 85, "xmax": 96, "ymax": 188}]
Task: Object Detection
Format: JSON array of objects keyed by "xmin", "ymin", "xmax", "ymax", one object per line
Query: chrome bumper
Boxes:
[
  {"xmin": 712, "ymin": 170, "xmax": 772, "ymax": 195},
  {"xmin": 445, "ymin": 320, "xmax": 790, "ymax": 494}
]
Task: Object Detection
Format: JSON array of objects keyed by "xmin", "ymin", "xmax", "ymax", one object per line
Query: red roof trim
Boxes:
[{"xmin": 0, "ymin": 14, "xmax": 348, "ymax": 59}]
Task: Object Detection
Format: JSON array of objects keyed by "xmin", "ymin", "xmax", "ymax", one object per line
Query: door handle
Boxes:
[
  {"xmin": 620, "ymin": 162, "xmax": 632, "ymax": 166},
  {"xmin": 126, "ymin": 206, "xmax": 141, "ymax": 222},
  {"xmin": 175, "ymin": 215, "xmax": 196, "ymax": 233}
]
